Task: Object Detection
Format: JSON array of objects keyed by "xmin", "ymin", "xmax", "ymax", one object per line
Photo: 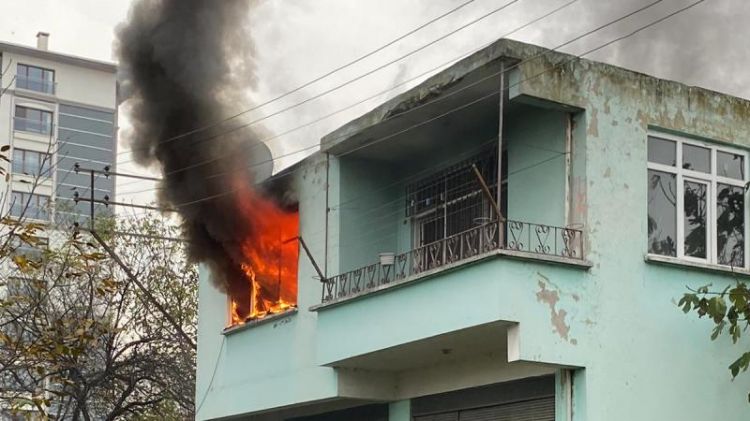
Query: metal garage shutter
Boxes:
[
  {"xmin": 458, "ymin": 396, "xmax": 555, "ymax": 421},
  {"xmin": 414, "ymin": 413, "xmax": 458, "ymax": 421},
  {"xmin": 414, "ymin": 397, "xmax": 554, "ymax": 421}
]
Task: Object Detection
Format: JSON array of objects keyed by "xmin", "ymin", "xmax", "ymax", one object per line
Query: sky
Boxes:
[{"xmin": 0, "ymin": 0, "xmax": 746, "ymax": 208}]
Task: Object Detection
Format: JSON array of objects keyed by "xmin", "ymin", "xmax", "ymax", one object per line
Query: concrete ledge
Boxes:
[
  {"xmin": 645, "ymin": 254, "xmax": 750, "ymax": 277},
  {"xmin": 222, "ymin": 308, "xmax": 298, "ymax": 336},
  {"xmin": 311, "ymin": 251, "xmax": 591, "ymax": 312}
]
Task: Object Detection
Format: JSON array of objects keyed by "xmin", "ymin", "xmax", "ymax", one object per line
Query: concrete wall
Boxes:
[
  {"xmin": 337, "ymin": 156, "xmax": 400, "ymax": 273},
  {"xmin": 507, "ymin": 41, "xmax": 750, "ymax": 420},
  {"xmin": 505, "ymin": 105, "xmax": 567, "ymax": 227},
  {"xmin": 196, "ymin": 154, "xmax": 340, "ymax": 420}
]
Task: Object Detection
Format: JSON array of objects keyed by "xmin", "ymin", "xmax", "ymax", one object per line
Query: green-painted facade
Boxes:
[{"xmin": 196, "ymin": 39, "xmax": 750, "ymax": 420}]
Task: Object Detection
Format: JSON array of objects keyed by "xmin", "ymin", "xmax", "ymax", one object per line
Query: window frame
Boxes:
[
  {"xmin": 406, "ymin": 148, "xmax": 502, "ymax": 249},
  {"xmin": 10, "ymin": 191, "xmax": 51, "ymax": 222},
  {"xmin": 647, "ymin": 132, "xmax": 749, "ymax": 268},
  {"xmin": 12, "ymin": 148, "xmax": 50, "ymax": 177},
  {"xmin": 16, "ymin": 63, "xmax": 55, "ymax": 94},
  {"xmin": 13, "ymin": 105, "xmax": 53, "ymax": 135}
]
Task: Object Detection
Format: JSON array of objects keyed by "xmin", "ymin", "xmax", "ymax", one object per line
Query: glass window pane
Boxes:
[
  {"xmin": 684, "ymin": 181, "xmax": 708, "ymax": 258},
  {"xmin": 717, "ymin": 151, "xmax": 744, "ymax": 180},
  {"xmin": 24, "ymin": 151, "xmax": 38, "ymax": 175},
  {"xmin": 39, "ymin": 153, "xmax": 49, "ymax": 176},
  {"xmin": 36, "ymin": 195, "xmax": 49, "ymax": 220},
  {"xmin": 682, "ymin": 144, "xmax": 711, "ymax": 173},
  {"xmin": 14, "ymin": 106, "xmax": 27, "ymax": 118},
  {"xmin": 648, "ymin": 170, "xmax": 677, "ymax": 256},
  {"xmin": 717, "ymin": 184, "xmax": 744, "ymax": 267},
  {"xmin": 27, "ymin": 67, "xmax": 42, "ymax": 80},
  {"xmin": 10, "ymin": 191, "xmax": 24, "ymax": 218},
  {"xmin": 12, "ymin": 150, "xmax": 23, "ymax": 174},
  {"xmin": 648, "ymin": 137, "xmax": 676, "ymax": 166}
]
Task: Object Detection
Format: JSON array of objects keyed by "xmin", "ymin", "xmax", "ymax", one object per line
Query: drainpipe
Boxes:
[
  {"xmin": 324, "ymin": 152, "xmax": 330, "ymax": 277},
  {"xmin": 565, "ymin": 113, "xmax": 574, "ymax": 226},
  {"xmin": 496, "ymin": 61, "xmax": 505, "ymax": 214}
]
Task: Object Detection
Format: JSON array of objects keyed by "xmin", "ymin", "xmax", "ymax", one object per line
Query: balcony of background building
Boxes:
[
  {"xmin": 15, "ymin": 63, "xmax": 56, "ymax": 95},
  {"xmin": 15, "ymin": 74, "xmax": 56, "ymax": 95},
  {"xmin": 13, "ymin": 117, "xmax": 53, "ymax": 136}
]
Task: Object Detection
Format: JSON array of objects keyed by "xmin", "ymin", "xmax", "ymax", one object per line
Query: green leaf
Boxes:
[
  {"xmin": 729, "ymin": 352, "xmax": 750, "ymax": 378},
  {"xmin": 708, "ymin": 297, "xmax": 727, "ymax": 323},
  {"xmin": 711, "ymin": 321, "xmax": 726, "ymax": 340}
]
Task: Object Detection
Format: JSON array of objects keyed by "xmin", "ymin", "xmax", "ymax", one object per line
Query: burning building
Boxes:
[{"xmin": 116, "ymin": 0, "xmax": 299, "ymax": 327}]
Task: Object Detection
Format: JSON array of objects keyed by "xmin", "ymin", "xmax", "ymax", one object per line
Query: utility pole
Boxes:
[{"xmin": 74, "ymin": 164, "xmax": 196, "ymax": 350}]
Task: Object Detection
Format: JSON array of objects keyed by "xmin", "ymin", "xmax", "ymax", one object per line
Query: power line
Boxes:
[
  {"xmin": 119, "ymin": 0, "xmax": 703, "ymax": 212},
  {"xmin": 162, "ymin": 0, "xmax": 693, "ymax": 209},
  {"xmin": 117, "ymin": 0, "xmax": 581, "ymax": 194},
  {"xmin": 120, "ymin": 0, "xmax": 658, "ymax": 190},
  {"xmin": 116, "ymin": 0, "xmax": 485, "ymax": 157},
  {"xmin": 118, "ymin": 0, "xmax": 522, "ymax": 169}
]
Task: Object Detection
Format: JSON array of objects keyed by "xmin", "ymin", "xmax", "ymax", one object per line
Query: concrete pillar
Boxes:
[{"xmin": 389, "ymin": 400, "xmax": 411, "ymax": 421}]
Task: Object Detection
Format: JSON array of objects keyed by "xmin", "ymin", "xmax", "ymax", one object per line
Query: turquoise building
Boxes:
[{"xmin": 196, "ymin": 39, "xmax": 750, "ymax": 420}]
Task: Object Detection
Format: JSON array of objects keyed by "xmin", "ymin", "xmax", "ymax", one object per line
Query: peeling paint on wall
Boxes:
[{"xmin": 536, "ymin": 273, "xmax": 576, "ymax": 345}]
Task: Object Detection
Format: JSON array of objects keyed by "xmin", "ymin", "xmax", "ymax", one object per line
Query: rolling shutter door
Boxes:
[
  {"xmin": 414, "ymin": 413, "xmax": 458, "ymax": 421},
  {"xmin": 458, "ymin": 396, "xmax": 554, "ymax": 421},
  {"xmin": 414, "ymin": 396, "xmax": 554, "ymax": 421}
]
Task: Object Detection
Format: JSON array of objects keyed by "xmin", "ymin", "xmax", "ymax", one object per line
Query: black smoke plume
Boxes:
[{"xmin": 116, "ymin": 0, "xmax": 278, "ymax": 315}]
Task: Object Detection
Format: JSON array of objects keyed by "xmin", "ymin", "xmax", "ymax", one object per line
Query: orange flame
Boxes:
[{"xmin": 228, "ymin": 177, "xmax": 299, "ymax": 327}]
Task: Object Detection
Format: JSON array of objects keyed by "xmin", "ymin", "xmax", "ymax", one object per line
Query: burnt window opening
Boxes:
[{"xmin": 227, "ymin": 199, "xmax": 300, "ymax": 328}]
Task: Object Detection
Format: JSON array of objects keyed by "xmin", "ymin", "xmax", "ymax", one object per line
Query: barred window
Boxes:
[{"xmin": 406, "ymin": 147, "xmax": 506, "ymax": 247}]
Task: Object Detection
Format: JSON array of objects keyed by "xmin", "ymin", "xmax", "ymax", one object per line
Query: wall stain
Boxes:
[
  {"xmin": 588, "ymin": 108, "xmax": 599, "ymax": 137},
  {"xmin": 536, "ymin": 273, "xmax": 575, "ymax": 344}
]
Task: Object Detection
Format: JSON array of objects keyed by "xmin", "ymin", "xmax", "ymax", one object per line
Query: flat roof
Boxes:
[
  {"xmin": 0, "ymin": 40, "xmax": 117, "ymax": 73},
  {"xmin": 321, "ymin": 37, "xmax": 750, "ymax": 153}
]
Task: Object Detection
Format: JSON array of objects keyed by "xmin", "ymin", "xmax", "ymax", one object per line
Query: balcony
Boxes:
[
  {"xmin": 13, "ymin": 117, "xmax": 53, "ymax": 135},
  {"xmin": 320, "ymin": 219, "xmax": 584, "ymax": 305},
  {"xmin": 15, "ymin": 75, "xmax": 56, "ymax": 95}
]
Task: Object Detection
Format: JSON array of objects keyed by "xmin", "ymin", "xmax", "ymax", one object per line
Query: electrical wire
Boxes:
[
  {"xmin": 115, "ymin": 0, "xmax": 492, "ymax": 157},
  {"xmin": 117, "ymin": 0, "xmax": 705, "ymax": 213},
  {"xmin": 116, "ymin": 0, "xmax": 578, "ymax": 196},
  {"xmin": 165, "ymin": 0, "xmax": 699, "ymax": 209},
  {"xmin": 119, "ymin": 0, "xmax": 658, "ymax": 192}
]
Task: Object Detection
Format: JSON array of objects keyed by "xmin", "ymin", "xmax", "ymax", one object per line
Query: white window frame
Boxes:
[{"xmin": 647, "ymin": 132, "xmax": 749, "ymax": 268}]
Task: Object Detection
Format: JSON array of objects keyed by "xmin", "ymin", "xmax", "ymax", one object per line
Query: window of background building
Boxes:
[
  {"xmin": 14, "ymin": 106, "xmax": 53, "ymax": 135},
  {"xmin": 10, "ymin": 191, "xmax": 50, "ymax": 221},
  {"xmin": 12, "ymin": 149, "xmax": 50, "ymax": 177},
  {"xmin": 647, "ymin": 134, "xmax": 747, "ymax": 267},
  {"xmin": 16, "ymin": 63, "xmax": 55, "ymax": 94}
]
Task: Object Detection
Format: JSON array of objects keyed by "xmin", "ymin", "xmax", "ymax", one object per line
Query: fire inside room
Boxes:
[{"xmin": 228, "ymin": 189, "xmax": 300, "ymax": 327}]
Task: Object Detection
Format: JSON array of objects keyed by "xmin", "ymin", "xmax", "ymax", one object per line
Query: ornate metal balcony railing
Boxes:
[{"xmin": 321, "ymin": 219, "xmax": 583, "ymax": 304}]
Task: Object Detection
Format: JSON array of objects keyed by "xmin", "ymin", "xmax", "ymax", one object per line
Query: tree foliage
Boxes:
[
  {"xmin": 0, "ymin": 213, "xmax": 197, "ymax": 420},
  {"xmin": 679, "ymin": 281, "xmax": 750, "ymax": 402}
]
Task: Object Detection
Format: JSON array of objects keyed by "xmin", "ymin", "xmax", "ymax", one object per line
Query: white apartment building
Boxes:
[{"xmin": 0, "ymin": 32, "xmax": 117, "ymax": 230}]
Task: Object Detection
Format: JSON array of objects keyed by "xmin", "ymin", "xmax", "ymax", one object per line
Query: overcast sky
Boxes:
[{"xmin": 1, "ymin": 0, "xmax": 746, "ymax": 206}]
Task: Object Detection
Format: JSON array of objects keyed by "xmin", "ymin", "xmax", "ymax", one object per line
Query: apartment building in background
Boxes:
[
  {"xmin": 0, "ymin": 32, "xmax": 117, "ymax": 231},
  {"xmin": 0, "ymin": 34, "xmax": 117, "ymax": 420},
  {"xmin": 196, "ymin": 38, "xmax": 750, "ymax": 421}
]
